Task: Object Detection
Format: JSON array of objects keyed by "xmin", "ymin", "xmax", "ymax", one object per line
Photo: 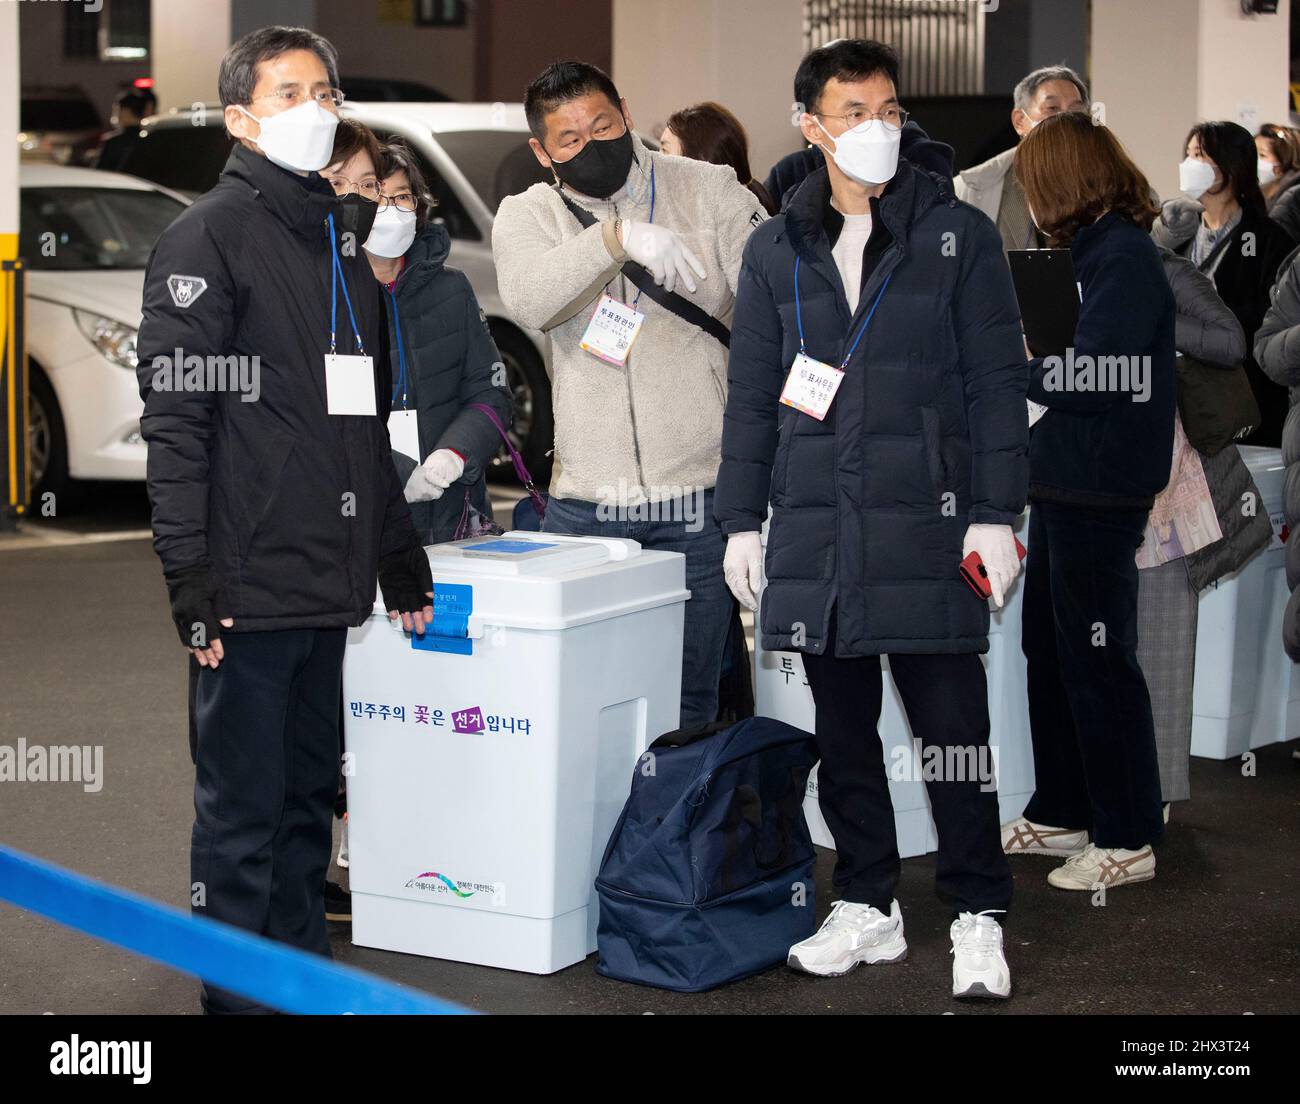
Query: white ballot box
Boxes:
[
  {"xmin": 754, "ymin": 520, "xmax": 1035, "ymax": 858},
  {"xmin": 1191, "ymin": 446, "xmax": 1297, "ymax": 759},
  {"xmin": 343, "ymin": 532, "xmax": 687, "ymax": 973}
]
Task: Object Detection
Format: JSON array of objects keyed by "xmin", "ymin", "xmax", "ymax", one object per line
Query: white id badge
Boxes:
[
  {"xmin": 580, "ymin": 293, "xmax": 645, "ymax": 366},
  {"xmin": 324, "ymin": 354, "xmax": 377, "ymax": 416},
  {"xmin": 779, "ymin": 352, "xmax": 845, "ymax": 421},
  {"xmin": 387, "ymin": 409, "xmax": 420, "ymax": 459}
]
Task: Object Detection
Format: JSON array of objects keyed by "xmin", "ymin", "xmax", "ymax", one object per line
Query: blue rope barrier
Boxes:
[{"xmin": 0, "ymin": 845, "xmax": 472, "ymax": 1015}]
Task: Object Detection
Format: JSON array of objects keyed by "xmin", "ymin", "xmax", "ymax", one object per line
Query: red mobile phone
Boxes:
[{"xmin": 960, "ymin": 538, "xmax": 1028, "ymax": 599}]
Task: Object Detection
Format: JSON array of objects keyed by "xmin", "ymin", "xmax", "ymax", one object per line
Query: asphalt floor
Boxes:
[{"xmin": 1, "ymin": 487, "xmax": 1297, "ymax": 1015}]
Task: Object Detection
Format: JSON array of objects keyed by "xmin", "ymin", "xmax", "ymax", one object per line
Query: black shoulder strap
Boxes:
[{"xmin": 556, "ymin": 188, "xmax": 730, "ymax": 349}]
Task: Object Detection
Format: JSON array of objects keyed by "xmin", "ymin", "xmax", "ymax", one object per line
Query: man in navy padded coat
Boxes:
[{"xmin": 714, "ymin": 40, "xmax": 1029, "ymax": 1000}]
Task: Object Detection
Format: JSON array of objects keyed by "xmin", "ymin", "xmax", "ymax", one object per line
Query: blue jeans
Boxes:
[{"xmin": 543, "ymin": 489, "xmax": 732, "ymax": 729}]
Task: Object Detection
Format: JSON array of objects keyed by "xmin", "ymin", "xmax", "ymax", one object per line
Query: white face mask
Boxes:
[
  {"xmin": 816, "ymin": 117, "xmax": 901, "ymax": 186},
  {"xmin": 365, "ymin": 205, "xmax": 418, "ymax": 258},
  {"xmin": 1258, "ymin": 158, "xmax": 1281, "ymax": 185},
  {"xmin": 237, "ymin": 99, "xmax": 339, "ymax": 173},
  {"xmin": 1179, "ymin": 157, "xmax": 1217, "ymax": 201}
]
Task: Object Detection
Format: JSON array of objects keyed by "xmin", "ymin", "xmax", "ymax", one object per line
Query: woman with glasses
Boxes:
[{"xmin": 322, "ymin": 121, "xmax": 513, "ymax": 543}]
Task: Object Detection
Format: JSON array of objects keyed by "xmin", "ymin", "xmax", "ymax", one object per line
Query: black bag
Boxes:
[
  {"xmin": 595, "ymin": 717, "xmax": 818, "ymax": 991},
  {"xmin": 1175, "ymin": 354, "xmax": 1261, "ymax": 457}
]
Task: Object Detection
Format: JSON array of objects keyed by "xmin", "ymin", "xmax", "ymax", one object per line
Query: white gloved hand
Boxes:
[
  {"xmin": 962, "ymin": 523, "xmax": 1020, "ymax": 609},
  {"xmin": 403, "ymin": 448, "xmax": 465, "ymax": 503},
  {"xmin": 619, "ymin": 220, "xmax": 707, "ymax": 295},
  {"xmin": 723, "ymin": 531, "xmax": 764, "ymax": 613}
]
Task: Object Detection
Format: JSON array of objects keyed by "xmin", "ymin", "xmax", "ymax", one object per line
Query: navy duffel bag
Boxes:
[{"xmin": 595, "ymin": 716, "xmax": 819, "ymax": 991}]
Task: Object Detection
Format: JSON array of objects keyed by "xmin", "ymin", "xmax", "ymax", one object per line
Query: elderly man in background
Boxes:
[{"xmin": 955, "ymin": 64, "xmax": 1091, "ymax": 251}]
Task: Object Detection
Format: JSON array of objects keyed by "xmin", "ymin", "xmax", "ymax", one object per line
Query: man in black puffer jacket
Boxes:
[
  {"xmin": 715, "ymin": 40, "xmax": 1028, "ymax": 1000},
  {"xmin": 137, "ymin": 28, "xmax": 432, "ymax": 1014}
]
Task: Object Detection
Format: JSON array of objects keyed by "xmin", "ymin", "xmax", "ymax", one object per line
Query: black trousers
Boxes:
[
  {"xmin": 1021, "ymin": 502, "xmax": 1165, "ymax": 850},
  {"xmin": 191, "ymin": 627, "xmax": 346, "ymax": 1014},
  {"xmin": 801, "ymin": 612, "xmax": 1012, "ymax": 917}
]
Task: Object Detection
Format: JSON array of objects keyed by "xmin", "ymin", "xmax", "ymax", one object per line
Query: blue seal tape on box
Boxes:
[{"xmin": 412, "ymin": 582, "xmax": 473, "ymax": 656}]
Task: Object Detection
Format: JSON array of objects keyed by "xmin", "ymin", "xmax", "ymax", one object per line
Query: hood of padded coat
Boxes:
[
  {"xmin": 1152, "ymin": 196, "xmax": 1203, "ymax": 252},
  {"xmin": 781, "ymin": 156, "xmax": 949, "ymax": 263},
  {"xmin": 390, "ymin": 222, "xmax": 451, "ymax": 298}
]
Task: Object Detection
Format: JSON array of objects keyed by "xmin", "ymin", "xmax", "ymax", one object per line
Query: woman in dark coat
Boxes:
[
  {"xmin": 1153, "ymin": 121, "xmax": 1296, "ymax": 446},
  {"xmin": 1001, "ymin": 112, "xmax": 1174, "ymax": 892},
  {"xmin": 324, "ymin": 123, "xmax": 513, "ymax": 545}
]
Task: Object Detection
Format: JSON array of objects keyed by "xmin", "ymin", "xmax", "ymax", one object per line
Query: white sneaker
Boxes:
[
  {"xmin": 950, "ymin": 910, "xmax": 1011, "ymax": 1000},
  {"xmin": 336, "ymin": 812, "xmax": 349, "ymax": 870},
  {"xmin": 1047, "ymin": 843, "xmax": 1155, "ymax": 891},
  {"xmin": 787, "ymin": 899, "xmax": 907, "ymax": 977},
  {"xmin": 1001, "ymin": 815, "xmax": 1089, "ymax": 857}
]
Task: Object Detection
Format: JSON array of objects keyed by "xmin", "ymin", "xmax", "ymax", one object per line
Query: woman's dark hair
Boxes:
[
  {"xmin": 1014, "ymin": 112, "xmax": 1159, "ymax": 246},
  {"xmin": 794, "ymin": 39, "xmax": 900, "ymax": 115},
  {"xmin": 326, "ymin": 117, "xmax": 382, "ymax": 176},
  {"xmin": 1257, "ymin": 123, "xmax": 1300, "ymax": 175},
  {"xmin": 380, "ymin": 141, "xmax": 438, "ymax": 232},
  {"xmin": 1184, "ymin": 120, "xmax": 1267, "ymax": 217},
  {"xmin": 664, "ymin": 101, "xmax": 777, "ymax": 215}
]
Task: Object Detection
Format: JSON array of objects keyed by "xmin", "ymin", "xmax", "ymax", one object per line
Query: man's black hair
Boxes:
[
  {"xmin": 217, "ymin": 25, "xmax": 339, "ymax": 108},
  {"xmin": 524, "ymin": 60, "xmax": 622, "ymax": 143},
  {"xmin": 113, "ymin": 90, "xmax": 153, "ymax": 119},
  {"xmin": 794, "ymin": 39, "xmax": 900, "ymax": 115}
]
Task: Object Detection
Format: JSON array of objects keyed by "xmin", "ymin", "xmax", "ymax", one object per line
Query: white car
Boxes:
[
  {"xmin": 116, "ymin": 101, "xmax": 557, "ymax": 479},
  {"xmin": 20, "ymin": 163, "xmax": 189, "ymax": 498}
]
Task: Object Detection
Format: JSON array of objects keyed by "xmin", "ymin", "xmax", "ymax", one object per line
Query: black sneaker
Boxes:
[{"xmin": 325, "ymin": 880, "xmax": 351, "ymax": 923}]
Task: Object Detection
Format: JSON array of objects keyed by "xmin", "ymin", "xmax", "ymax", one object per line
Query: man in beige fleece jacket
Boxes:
[{"xmin": 492, "ymin": 60, "xmax": 766, "ymax": 727}]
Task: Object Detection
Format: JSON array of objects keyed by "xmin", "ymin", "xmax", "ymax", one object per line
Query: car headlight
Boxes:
[{"xmin": 73, "ymin": 310, "xmax": 138, "ymax": 370}]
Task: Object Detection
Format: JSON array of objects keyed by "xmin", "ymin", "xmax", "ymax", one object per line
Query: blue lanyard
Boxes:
[
  {"xmin": 386, "ymin": 289, "xmax": 409, "ymax": 407},
  {"xmin": 629, "ymin": 163, "xmax": 656, "ymax": 309},
  {"xmin": 794, "ymin": 254, "xmax": 893, "ymax": 369},
  {"xmin": 326, "ymin": 213, "xmax": 364, "ymax": 356}
]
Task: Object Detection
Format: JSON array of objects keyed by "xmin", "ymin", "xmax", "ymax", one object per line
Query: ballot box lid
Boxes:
[{"xmin": 369, "ymin": 531, "xmax": 689, "ymax": 632}]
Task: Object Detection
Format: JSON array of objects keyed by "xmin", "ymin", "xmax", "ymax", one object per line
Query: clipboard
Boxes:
[{"xmin": 1008, "ymin": 249, "xmax": 1081, "ymax": 358}]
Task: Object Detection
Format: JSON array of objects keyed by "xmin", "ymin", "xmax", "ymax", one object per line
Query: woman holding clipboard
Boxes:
[{"xmin": 999, "ymin": 112, "xmax": 1175, "ymax": 893}]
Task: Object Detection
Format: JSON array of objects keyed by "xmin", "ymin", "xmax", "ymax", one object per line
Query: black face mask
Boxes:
[
  {"xmin": 550, "ymin": 128, "xmax": 635, "ymax": 200},
  {"xmin": 337, "ymin": 193, "xmax": 378, "ymax": 246}
]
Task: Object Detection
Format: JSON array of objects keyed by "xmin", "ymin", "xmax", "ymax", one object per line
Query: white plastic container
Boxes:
[
  {"xmin": 343, "ymin": 532, "xmax": 687, "ymax": 974},
  {"xmin": 753, "ymin": 519, "xmax": 1034, "ymax": 858},
  {"xmin": 1191, "ymin": 446, "xmax": 1297, "ymax": 759}
]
